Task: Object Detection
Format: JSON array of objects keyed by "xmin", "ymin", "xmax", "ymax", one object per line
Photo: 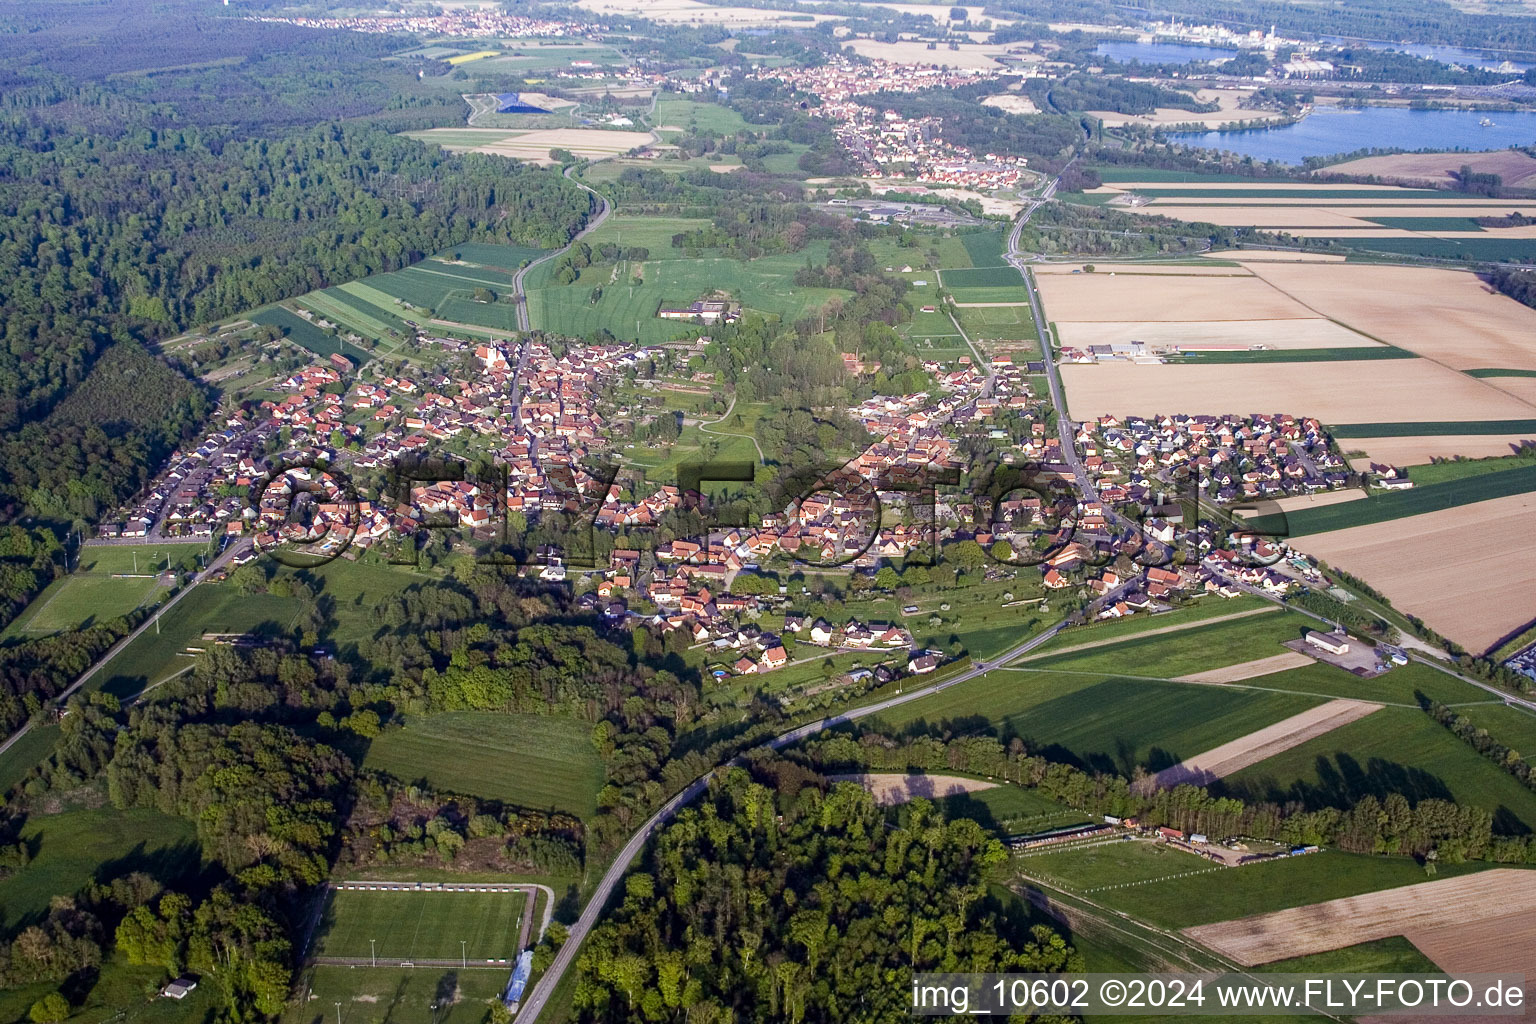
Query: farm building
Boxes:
[
  {"xmin": 1305, "ymin": 630, "xmax": 1350, "ymax": 656},
  {"xmin": 657, "ymin": 299, "xmax": 739, "ymax": 324},
  {"xmin": 495, "ymin": 93, "xmax": 552, "ymax": 114}
]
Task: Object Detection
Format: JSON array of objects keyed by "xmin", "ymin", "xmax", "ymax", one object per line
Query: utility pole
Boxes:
[
  {"xmin": 335, "ymin": 1002, "xmax": 341, "ymax": 1024},
  {"xmin": 461, "ymin": 940, "xmax": 466, "ymax": 968},
  {"xmin": 370, "ymin": 938, "xmax": 376, "ymax": 967}
]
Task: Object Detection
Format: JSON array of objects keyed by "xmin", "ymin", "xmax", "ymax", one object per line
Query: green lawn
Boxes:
[
  {"xmin": 289, "ymin": 965, "xmax": 507, "ymax": 1024},
  {"xmin": 959, "ymin": 229, "xmax": 1008, "ymax": 267},
  {"xmin": 1450, "ymin": 703, "xmax": 1536, "ymax": 762},
  {"xmin": 1020, "ymin": 837, "xmax": 1216, "ymax": 892},
  {"xmin": 1022, "ymin": 609, "xmax": 1316, "ymax": 679},
  {"xmin": 363, "ymin": 713, "xmax": 604, "ymax": 817},
  {"xmin": 527, "ymin": 242, "xmax": 850, "ymax": 344},
  {"xmin": 313, "ymin": 888, "xmax": 524, "ymax": 962},
  {"xmin": 1258, "ymin": 936, "xmax": 1440, "ymax": 974},
  {"xmin": 935, "ymin": 783, "xmax": 1091, "ymax": 836},
  {"xmin": 1396, "ymin": 451, "xmax": 1536, "ymax": 487},
  {"xmin": 940, "ymin": 266, "xmax": 1025, "ymax": 289},
  {"xmin": 652, "ymin": 97, "xmax": 750, "ymax": 135},
  {"xmin": 1332, "ymin": 419, "xmax": 1536, "ymax": 437},
  {"xmin": 870, "ymin": 667, "xmax": 1321, "ymax": 776},
  {"xmin": 1217, "ymin": 705, "xmax": 1536, "ymax": 832},
  {"xmin": 251, "ymin": 306, "xmax": 371, "ymax": 361},
  {"xmin": 0, "ymin": 808, "xmax": 199, "ymax": 931},
  {"xmin": 1024, "ymin": 596, "xmax": 1272, "ymax": 657},
  {"xmin": 1465, "ymin": 367, "xmax": 1536, "ymax": 379},
  {"xmin": 1364, "ymin": 216, "xmax": 1485, "ymax": 231},
  {"xmin": 579, "ymin": 215, "xmax": 711, "ymax": 257},
  {"xmin": 1248, "ymin": 463, "xmax": 1536, "ymax": 536},
  {"xmin": 0, "ymin": 724, "xmax": 59, "ymax": 795},
  {"xmin": 0, "ymin": 952, "xmax": 220, "ymax": 1024},
  {"xmin": 94, "ymin": 584, "xmax": 300, "ymax": 700},
  {"xmin": 1049, "ymin": 846, "xmax": 1496, "ymax": 929},
  {"xmin": 1, "ymin": 574, "xmax": 160, "ymax": 638}
]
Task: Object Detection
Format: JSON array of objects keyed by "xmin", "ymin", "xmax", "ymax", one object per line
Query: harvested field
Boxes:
[
  {"xmin": 981, "ymin": 93, "xmax": 1039, "ymax": 115},
  {"xmin": 1244, "ymin": 263, "xmax": 1536, "ymax": 372},
  {"xmin": 1341, "ymin": 433, "xmax": 1536, "ymax": 467},
  {"xmin": 413, "ymin": 127, "xmax": 652, "ymax": 163},
  {"xmin": 1184, "ymin": 869, "xmax": 1536, "ymax": 966},
  {"xmin": 1035, "ymin": 273, "xmax": 1313, "ymax": 322},
  {"xmin": 1035, "ymin": 263, "xmax": 1251, "ymax": 276},
  {"xmin": 1054, "ymin": 319, "xmax": 1382, "ymax": 351},
  {"xmin": 1487, "ymin": 375, "xmax": 1536, "ymax": 405},
  {"xmin": 1203, "ymin": 249, "xmax": 1346, "ymax": 261},
  {"xmin": 1173, "ymin": 650, "xmax": 1317, "ymax": 684},
  {"xmin": 1110, "ymin": 182, "xmax": 1418, "ymax": 193},
  {"xmin": 1406, "ymin": 910, "xmax": 1536, "ymax": 983},
  {"xmin": 576, "ymin": 0, "xmax": 836, "ymax": 24},
  {"xmin": 1058, "ymin": 358, "xmax": 1536, "ymax": 424},
  {"xmin": 1321, "ymin": 149, "xmax": 1536, "ymax": 189},
  {"xmin": 829, "ymin": 773, "xmax": 996, "ymax": 805},
  {"xmin": 1149, "ymin": 699, "xmax": 1381, "ymax": 789},
  {"xmin": 1290, "ymin": 490, "xmax": 1536, "ymax": 654}
]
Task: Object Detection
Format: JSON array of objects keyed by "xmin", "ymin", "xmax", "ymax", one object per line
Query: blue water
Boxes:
[
  {"xmin": 1094, "ymin": 41, "xmax": 1236, "ymax": 65},
  {"xmin": 1166, "ymin": 105, "xmax": 1536, "ymax": 164}
]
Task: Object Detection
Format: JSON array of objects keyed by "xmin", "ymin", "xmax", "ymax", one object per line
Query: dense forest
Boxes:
[
  {"xmin": 0, "ymin": 0, "xmax": 595, "ymax": 523},
  {"xmin": 573, "ymin": 766, "xmax": 1079, "ymax": 1022}
]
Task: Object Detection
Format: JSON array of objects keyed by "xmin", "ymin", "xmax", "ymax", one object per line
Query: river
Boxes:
[
  {"xmin": 1093, "ymin": 40, "xmax": 1236, "ymax": 65},
  {"xmin": 1165, "ymin": 105, "xmax": 1536, "ymax": 163}
]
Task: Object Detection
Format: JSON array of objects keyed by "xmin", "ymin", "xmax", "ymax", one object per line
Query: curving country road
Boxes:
[
  {"xmin": 513, "ymin": 165, "xmax": 612, "ymax": 333},
  {"xmin": 0, "ymin": 539, "xmax": 252, "ymax": 760},
  {"xmin": 512, "ymin": 572, "xmax": 1139, "ymax": 1021}
]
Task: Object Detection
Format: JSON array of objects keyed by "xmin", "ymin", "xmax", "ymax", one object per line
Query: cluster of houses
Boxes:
[
  {"xmin": 1085, "ymin": 412, "xmax": 1351, "ymax": 503},
  {"xmin": 761, "ymin": 57, "xmax": 1034, "ymax": 189}
]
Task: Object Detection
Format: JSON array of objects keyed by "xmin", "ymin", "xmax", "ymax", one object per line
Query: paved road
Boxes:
[
  {"xmin": 513, "ymin": 166, "xmax": 612, "ymax": 333},
  {"xmin": 514, "ymin": 576, "xmax": 1138, "ymax": 1022},
  {"xmin": 0, "ymin": 539, "xmax": 252, "ymax": 760}
]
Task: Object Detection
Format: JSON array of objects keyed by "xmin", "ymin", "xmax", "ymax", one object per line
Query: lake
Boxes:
[
  {"xmin": 1165, "ymin": 105, "xmax": 1536, "ymax": 163},
  {"xmin": 1094, "ymin": 40, "xmax": 1236, "ymax": 65}
]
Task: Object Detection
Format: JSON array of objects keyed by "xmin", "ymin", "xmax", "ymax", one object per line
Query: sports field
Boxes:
[
  {"xmin": 294, "ymin": 965, "xmax": 505, "ymax": 1024},
  {"xmin": 312, "ymin": 888, "xmax": 524, "ymax": 963},
  {"xmin": 1, "ymin": 573, "xmax": 160, "ymax": 637},
  {"xmin": 362, "ymin": 712, "xmax": 604, "ymax": 817}
]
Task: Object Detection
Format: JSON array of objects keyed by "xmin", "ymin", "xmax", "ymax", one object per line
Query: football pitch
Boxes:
[{"xmin": 312, "ymin": 889, "xmax": 525, "ymax": 964}]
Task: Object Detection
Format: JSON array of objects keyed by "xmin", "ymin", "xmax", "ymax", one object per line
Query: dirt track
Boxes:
[
  {"xmin": 1149, "ymin": 699, "xmax": 1380, "ymax": 789},
  {"xmin": 829, "ymin": 773, "xmax": 996, "ymax": 805},
  {"xmin": 1173, "ymin": 650, "xmax": 1316, "ymax": 684}
]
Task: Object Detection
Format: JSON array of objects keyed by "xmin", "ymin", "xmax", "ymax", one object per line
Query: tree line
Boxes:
[{"xmin": 794, "ymin": 729, "xmax": 1536, "ymax": 865}]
